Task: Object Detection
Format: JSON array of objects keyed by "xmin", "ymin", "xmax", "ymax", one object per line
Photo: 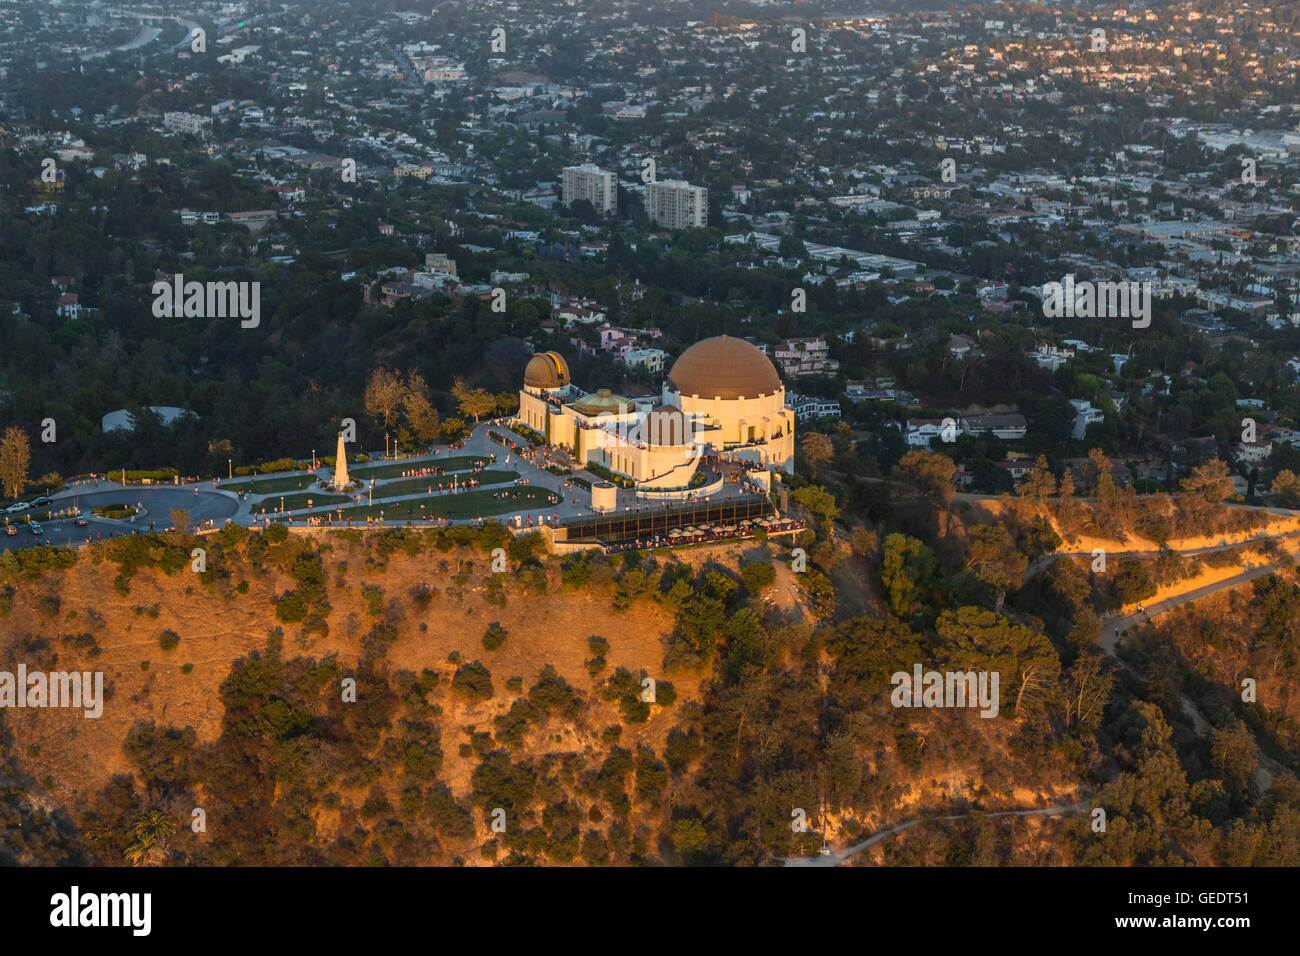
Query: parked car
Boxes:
[
  {"xmin": 31, "ymin": 496, "xmax": 52, "ymax": 508},
  {"xmin": 4, "ymin": 502, "xmax": 29, "ymax": 514}
]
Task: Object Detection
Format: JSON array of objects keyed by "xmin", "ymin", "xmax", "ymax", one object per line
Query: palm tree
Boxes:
[{"xmin": 124, "ymin": 810, "xmax": 177, "ymax": 867}]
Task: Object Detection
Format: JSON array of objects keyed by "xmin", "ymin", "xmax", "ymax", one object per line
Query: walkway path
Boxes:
[{"xmin": 782, "ymin": 804, "xmax": 1086, "ymax": 867}]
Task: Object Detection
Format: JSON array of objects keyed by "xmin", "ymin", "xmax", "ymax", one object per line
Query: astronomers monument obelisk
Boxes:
[{"xmin": 329, "ymin": 431, "xmax": 350, "ymax": 491}]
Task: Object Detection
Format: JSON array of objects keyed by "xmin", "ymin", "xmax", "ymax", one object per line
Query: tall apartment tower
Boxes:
[
  {"xmin": 562, "ymin": 165, "xmax": 617, "ymax": 215},
  {"xmin": 645, "ymin": 180, "xmax": 708, "ymax": 229}
]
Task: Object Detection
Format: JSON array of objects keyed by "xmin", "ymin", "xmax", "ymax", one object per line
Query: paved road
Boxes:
[
  {"xmin": 1101, "ymin": 555, "xmax": 1299, "ymax": 654},
  {"xmin": 0, "ymin": 484, "xmax": 239, "ymax": 553},
  {"xmin": 1024, "ymin": 527, "xmax": 1300, "ymax": 584},
  {"xmin": 1096, "ymin": 543, "xmax": 1299, "ymax": 764},
  {"xmin": 1, "ymin": 420, "xmax": 767, "ymax": 551},
  {"xmin": 782, "ymin": 804, "xmax": 1085, "ymax": 867}
]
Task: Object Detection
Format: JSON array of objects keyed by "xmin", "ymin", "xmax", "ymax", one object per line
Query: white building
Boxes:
[
  {"xmin": 961, "ymin": 413, "xmax": 1028, "ymax": 440},
  {"xmin": 645, "ymin": 180, "xmax": 708, "ymax": 229},
  {"xmin": 1070, "ymin": 399, "xmax": 1105, "ymax": 440},
  {"xmin": 179, "ymin": 210, "xmax": 222, "ymax": 226},
  {"xmin": 562, "ymin": 165, "xmax": 617, "ymax": 215},
  {"xmin": 163, "ymin": 111, "xmax": 211, "ymax": 136},
  {"xmin": 903, "ymin": 419, "xmax": 949, "ymax": 447},
  {"xmin": 620, "ymin": 348, "xmax": 666, "ymax": 373},
  {"xmin": 516, "ymin": 337, "xmax": 794, "ymax": 495},
  {"xmin": 1030, "ymin": 343, "xmax": 1075, "ymax": 372},
  {"xmin": 102, "ymin": 406, "xmax": 193, "ymax": 433},
  {"xmin": 788, "ymin": 393, "xmax": 842, "ymax": 423}
]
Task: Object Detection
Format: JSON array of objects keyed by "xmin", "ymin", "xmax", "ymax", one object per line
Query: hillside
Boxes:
[{"xmin": 1, "ymin": 508, "xmax": 1299, "ymax": 866}]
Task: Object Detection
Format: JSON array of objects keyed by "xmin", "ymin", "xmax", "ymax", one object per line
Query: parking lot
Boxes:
[{"xmin": 0, "ymin": 484, "xmax": 240, "ymax": 553}]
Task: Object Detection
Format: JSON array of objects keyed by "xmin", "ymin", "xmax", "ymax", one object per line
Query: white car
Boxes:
[{"xmin": 4, "ymin": 502, "xmax": 29, "ymax": 514}]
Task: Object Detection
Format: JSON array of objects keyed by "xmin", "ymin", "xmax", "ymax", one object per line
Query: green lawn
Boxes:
[
  {"xmin": 350, "ymin": 454, "xmax": 490, "ymax": 480},
  {"xmin": 337, "ymin": 486, "xmax": 560, "ymax": 521},
  {"xmin": 370, "ymin": 470, "xmax": 517, "ymax": 500},
  {"xmin": 269, "ymin": 492, "xmax": 351, "ymax": 512},
  {"xmin": 222, "ymin": 473, "xmax": 319, "ymax": 494},
  {"xmin": 92, "ymin": 503, "xmax": 137, "ymax": 519}
]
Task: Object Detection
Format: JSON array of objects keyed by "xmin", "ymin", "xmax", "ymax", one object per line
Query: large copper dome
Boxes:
[
  {"xmin": 668, "ymin": 335, "xmax": 781, "ymax": 399},
  {"xmin": 524, "ymin": 351, "xmax": 570, "ymax": 389}
]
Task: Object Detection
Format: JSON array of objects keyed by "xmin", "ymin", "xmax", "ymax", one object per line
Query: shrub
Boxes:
[
  {"xmin": 275, "ymin": 590, "xmax": 307, "ymax": 623},
  {"xmin": 740, "ymin": 561, "xmax": 776, "ymax": 592},
  {"xmin": 895, "ymin": 731, "xmax": 924, "ymax": 770},
  {"xmin": 482, "ymin": 622, "xmax": 508, "ymax": 651},
  {"xmin": 528, "ymin": 665, "xmax": 583, "ymax": 718},
  {"xmin": 1113, "ymin": 559, "xmax": 1157, "ymax": 604},
  {"xmin": 656, "ymin": 681, "xmax": 677, "ymax": 707},
  {"xmin": 410, "ymin": 583, "xmax": 435, "ymax": 611},
  {"xmin": 361, "ymin": 584, "xmax": 385, "ymax": 617},
  {"xmin": 159, "ymin": 629, "xmax": 180, "ymax": 651},
  {"xmin": 620, "ymin": 697, "xmax": 651, "ymax": 723},
  {"xmin": 451, "ymin": 661, "xmax": 494, "ymax": 701}
]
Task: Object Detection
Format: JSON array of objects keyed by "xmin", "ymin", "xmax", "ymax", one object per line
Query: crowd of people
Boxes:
[
  {"xmin": 603, "ymin": 516, "xmax": 806, "ymax": 554},
  {"xmin": 396, "ymin": 456, "xmax": 492, "ymax": 480}
]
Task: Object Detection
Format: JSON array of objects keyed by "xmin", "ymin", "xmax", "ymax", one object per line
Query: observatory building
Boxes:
[{"xmin": 515, "ymin": 336, "xmax": 794, "ymax": 497}]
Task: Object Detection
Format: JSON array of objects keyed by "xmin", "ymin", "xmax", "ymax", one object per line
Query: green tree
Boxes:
[
  {"xmin": 790, "ymin": 485, "xmax": 841, "ymax": 529},
  {"xmin": 364, "ymin": 367, "xmax": 405, "ymax": 432},
  {"xmin": 1210, "ymin": 720, "xmax": 1258, "ymax": 797},
  {"xmin": 879, "ymin": 533, "xmax": 937, "ymax": 618},
  {"xmin": 168, "ymin": 507, "xmax": 191, "ymax": 532},
  {"xmin": 800, "ymin": 432, "xmax": 834, "ymax": 476},
  {"xmin": 0, "ymin": 426, "xmax": 31, "ymax": 499},
  {"xmin": 935, "ymin": 607, "xmax": 1061, "ymax": 718},
  {"xmin": 403, "ymin": 372, "xmax": 442, "ymax": 443},
  {"xmin": 123, "ymin": 809, "xmax": 177, "ymax": 867},
  {"xmin": 965, "ymin": 524, "xmax": 1027, "ymax": 610},
  {"xmin": 1018, "ymin": 454, "xmax": 1057, "ymax": 502},
  {"xmin": 1271, "ymin": 468, "xmax": 1300, "ymax": 506},
  {"xmin": 452, "ymin": 379, "xmax": 496, "ymax": 424},
  {"xmin": 672, "ymin": 818, "xmax": 708, "ymax": 856},
  {"xmin": 894, "ymin": 449, "xmax": 957, "ymax": 517},
  {"xmin": 1180, "ymin": 459, "xmax": 1235, "ymax": 503}
]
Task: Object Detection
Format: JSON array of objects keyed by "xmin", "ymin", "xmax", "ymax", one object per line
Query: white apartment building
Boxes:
[
  {"xmin": 619, "ymin": 348, "xmax": 667, "ymax": 373},
  {"xmin": 645, "ymin": 180, "xmax": 708, "ymax": 229},
  {"xmin": 1070, "ymin": 399, "xmax": 1105, "ymax": 440},
  {"xmin": 788, "ymin": 393, "xmax": 842, "ymax": 423},
  {"xmin": 163, "ymin": 111, "xmax": 212, "ymax": 136},
  {"xmin": 902, "ymin": 419, "xmax": 950, "ymax": 447},
  {"xmin": 562, "ymin": 165, "xmax": 617, "ymax": 215}
]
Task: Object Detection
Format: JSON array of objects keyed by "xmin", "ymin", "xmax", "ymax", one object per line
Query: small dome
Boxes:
[
  {"xmin": 668, "ymin": 335, "xmax": 781, "ymax": 400},
  {"xmin": 524, "ymin": 351, "xmax": 570, "ymax": 389},
  {"xmin": 572, "ymin": 390, "xmax": 631, "ymax": 416}
]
